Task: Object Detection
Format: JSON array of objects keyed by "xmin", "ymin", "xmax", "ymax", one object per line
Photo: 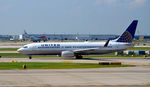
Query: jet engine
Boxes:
[{"xmin": 61, "ymin": 51, "xmax": 74, "ymax": 58}]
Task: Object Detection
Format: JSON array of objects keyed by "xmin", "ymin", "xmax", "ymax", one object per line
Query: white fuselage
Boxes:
[
  {"xmin": 17, "ymin": 20, "xmax": 137, "ymax": 58},
  {"xmin": 17, "ymin": 41, "xmax": 133, "ymax": 56}
]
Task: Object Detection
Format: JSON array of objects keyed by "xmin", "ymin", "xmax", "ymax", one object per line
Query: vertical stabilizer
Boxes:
[{"xmin": 116, "ymin": 20, "xmax": 138, "ymax": 43}]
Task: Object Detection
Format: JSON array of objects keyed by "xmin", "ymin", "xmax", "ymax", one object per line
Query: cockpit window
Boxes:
[{"xmin": 23, "ymin": 46, "xmax": 28, "ymax": 48}]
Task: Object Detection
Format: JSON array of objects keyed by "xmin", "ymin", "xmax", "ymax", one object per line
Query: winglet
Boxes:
[{"xmin": 103, "ymin": 40, "xmax": 110, "ymax": 47}]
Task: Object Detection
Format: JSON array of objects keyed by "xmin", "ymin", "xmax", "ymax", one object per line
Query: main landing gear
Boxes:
[
  {"xmin": 29, "ymin": 56, "xmax": 32, "ymax": 59},
  {"xmin": 75, "ymin": 55, "xmax": 83, "ymax": 59}
]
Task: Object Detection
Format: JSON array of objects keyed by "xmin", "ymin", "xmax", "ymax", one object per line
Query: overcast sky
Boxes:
[{"xmin": 0, "ymin": 0, "xmax": 149, "ymax": 35}]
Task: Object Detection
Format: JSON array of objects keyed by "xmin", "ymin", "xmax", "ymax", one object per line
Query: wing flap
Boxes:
[
  {"xmin": 73, "ymin": 48, "xmax": 98, "ymax": 54},
  {"xmin": 73, "ymin": 40, "xmax": 110, "ymax": 54}
]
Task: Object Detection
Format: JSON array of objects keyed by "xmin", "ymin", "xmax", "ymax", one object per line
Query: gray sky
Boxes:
[{"xmin": 0, "ymin": 0, "xmax": 149, "ymax": 35}]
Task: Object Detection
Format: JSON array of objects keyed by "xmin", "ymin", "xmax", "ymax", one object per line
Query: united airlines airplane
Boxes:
[{"xmin": 17, "ymin": 20, "xmax": 138, "ymax": 59}]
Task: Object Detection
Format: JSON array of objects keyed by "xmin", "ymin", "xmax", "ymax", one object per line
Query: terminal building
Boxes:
[
  {"xmin": 0, "ymin": 35, "xmax": 12, "ymax": 40},
  {"xmin": 0, "ymin": 34, "xmax": 150, "ymax": 41},
  {"xmin": 18, "ymin": 33, "xmax": 150, "ymax": 41},
  {"xmin": 19, "ymin": 34, "xmax": 119, "ymax": 41}
]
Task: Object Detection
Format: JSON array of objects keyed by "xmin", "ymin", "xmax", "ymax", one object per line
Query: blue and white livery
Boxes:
[{"xmin": 17, "ymin": 20, "xmax": 138, "ymax": 59}]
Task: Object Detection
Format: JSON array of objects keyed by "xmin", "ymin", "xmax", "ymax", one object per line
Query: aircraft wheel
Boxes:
[
  {"xmin": 29, "ymin": 56, "xmax": 32, "ymax": 59},
  {"xmin": 76, "ymin": 55, "xmax": 83, "ymax": 59}
]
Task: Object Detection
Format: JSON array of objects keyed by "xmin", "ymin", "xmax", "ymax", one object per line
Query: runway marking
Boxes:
[
  {"xmin": 20, "ymin": 86, "xmax": 28, "ymax": 87},
  {"xmin": 143, "ymin": 83, "xmax": 150, "ymax": 85},
  {"xmin": 65, "ymin": 85, "xmax": 74, "ymax": 87},
  {"xmin": 36, "ymin": 86, "xmax": 44, "ymax": 87},
  {"xmin": 63, "ymin": 61, "xmax": 72, "ymax": 63},
  {"xmin": 95, "ymin": 85, "xmax": 105, "ymax": 86},
  {"xmin": 51, "ymin": 85, "xmax": 59, "ymax": 87},
  {"xmin": 80, "ymin": 85, "xmax": 89, "ymax": 86},
  {"xmin": 111, "ymin": 85, "xmax": 121, "ymax": 86}
]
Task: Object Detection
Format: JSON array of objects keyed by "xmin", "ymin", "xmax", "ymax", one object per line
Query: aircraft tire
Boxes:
[
  {"xmin": 29, "ymin": 56, "xmax": 32, "ymax": 59},
  {"xmin": 76, "ymin": 55, "xmax": 83, "ymax": 59}
]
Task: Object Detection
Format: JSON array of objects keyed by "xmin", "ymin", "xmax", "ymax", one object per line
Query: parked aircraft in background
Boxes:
[
  {"xmin": 18, "ymin": 20, "xmax": 138, "ymax": 59},
  {"xmin": 23, "ymin": 30, "xmax": 47, "ymax": 42}
]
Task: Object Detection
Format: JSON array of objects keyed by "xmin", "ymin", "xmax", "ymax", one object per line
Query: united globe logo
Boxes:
[{"xmin": 117, "ymin": 31, "xmax": 132, "ymax": 42}]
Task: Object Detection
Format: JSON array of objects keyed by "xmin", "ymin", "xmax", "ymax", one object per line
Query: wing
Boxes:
[
  {"xmin": 73, "ymin": 48, "xmax": 99, "ymax": 54},
  {"xmin": 73, "ymin": 40, "xmax": 110, "ymax": 54}
]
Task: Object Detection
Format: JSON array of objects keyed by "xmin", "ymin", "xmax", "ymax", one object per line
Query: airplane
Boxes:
[
  {"xmin": 23, "ymin": 30, "xmax": 47, "ymax": 42},
  {"xmin": 30, "ymin": 35, "xmax": 47, "ymax": 42},
  {"xmin": 17, "ymin": 20, "xmax": 138, "ymax": 59}
]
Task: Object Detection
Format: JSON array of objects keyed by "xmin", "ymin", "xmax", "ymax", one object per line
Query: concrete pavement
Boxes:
[
  {"xmin": 0, "ymin": 67, "xmax": 150, "ymax": 86},
  {"xmin": 0, "ymin": 58, "xmax": 150, "ymax": 65}
]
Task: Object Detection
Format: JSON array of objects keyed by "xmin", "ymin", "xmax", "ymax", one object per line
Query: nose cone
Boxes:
[{"xmin": 17, "ymin": 48, "xmax": 23, "ymax": 53}]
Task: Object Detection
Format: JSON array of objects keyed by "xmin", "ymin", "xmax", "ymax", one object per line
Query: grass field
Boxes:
[
  {"xmin": 133, "ymin": 40, "xmax": 150, "ymax": 43},
  {"xmin": 0, "ymin": 48, "xmax": 18, "ymax": 51},
  {"xmin": 0, "ymin": 53, "xmax": 23, "ymax": 56},
  {"xmin": 83, "ymin": 55, "xmax": 149, "ymax": 58},
  {"xmin": 128, "ymin": 47, "xmax": 150, "ymax": 50},
  {"xmin": 0, "ymin": 62, "xmax": 133, "ymax": 69},
  {"xmin": 0, "ymin": 53, "xmax": 61, "ymax": 58}
]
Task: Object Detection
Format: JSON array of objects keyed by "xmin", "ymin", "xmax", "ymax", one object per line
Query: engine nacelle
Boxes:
[{"xmin": 61, "ymin": 51, "xmax": 74, "ymax": 58}]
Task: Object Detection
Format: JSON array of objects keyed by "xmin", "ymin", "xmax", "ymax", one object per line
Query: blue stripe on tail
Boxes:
[{"xmin": 116, "ymin": 20, "xmax": 138, "ymax": 43}]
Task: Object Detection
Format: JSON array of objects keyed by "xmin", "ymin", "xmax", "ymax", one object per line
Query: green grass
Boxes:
[
  {"xmin": 83, "ymin": 55, "xmax": 149, "ymax": 58},
  {"xmin": 0, "ymin": 40, "xmax": 20, "ymax": 43},
  {"xmin": 0, "ymin": 53, "xmax": 149, "ymax": 58},
  {"xmin": 0, "ymin": 53, "xmax": 23, "ymax": 56},
  {"xmin": 1, "ymin": 55, "xmax": 61, "ymax": 58},
  {"xmin": 0, "ymin": 48, "xmax": 18, "ymax": 51},
  {"xmin": 0, "ymin": 53, "xmax": 61, "ymax": 58},
  {"xmin": 133, "ymin": 40, "xmax": 150, "ymax": 43},
  {"xmin": 127, "ymin": 47, "xmax": 150, "ymax": 50},
  {"xmin": 0, "ymin": 62, "xmax": 133, "ymax": 70}
]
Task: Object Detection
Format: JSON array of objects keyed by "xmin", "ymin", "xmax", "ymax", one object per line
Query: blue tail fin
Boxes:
[{"xmin": 116, "ymin": 20, "xmax": 138, "ymax": 43}]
